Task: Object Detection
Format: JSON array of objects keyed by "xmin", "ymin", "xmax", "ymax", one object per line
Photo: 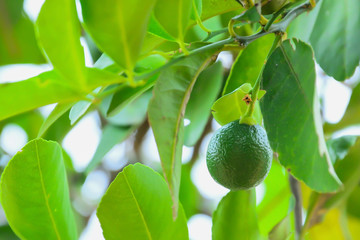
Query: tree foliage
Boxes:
[{"xmin": 0, "ymin": 0, "xmax": 360, "ymax": 239}]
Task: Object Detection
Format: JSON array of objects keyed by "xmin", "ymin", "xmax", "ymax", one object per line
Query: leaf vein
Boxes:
[{"xmin": 35, "ymin": 141, "xmax": 61, "ymax": 240}]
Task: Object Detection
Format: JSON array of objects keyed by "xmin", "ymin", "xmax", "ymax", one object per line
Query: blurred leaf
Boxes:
[
  {"xmin": 212, "ymin": 83, "xmax": 265, "ymax": 126},
  {"xmin": 140, "ymin": 33, "xmax": 167, "ymax": 55},
  {"xmin": 231, "ymin": 6, "xmax": 260, "ymax": 23},
  {"xmin": 0, "ymin": 139, "xmax": 77, "ymax": 239},
  {"xmin": 179, "ymin": 163, "xmax": 201, "ymax": 218},
  {"xmin": 106, "ymin": 54, "xmax": 166, "ymax": 117},
  {"xmin": 0, "ymin": 1, "xmax": 45, "ymax": 65},
  {"xmin": 38, "ymin": 103, "xmax": 74, "ymax": 138},
  {"xmin": 69, "ymin": 100, "xmax": 93, "ymax": 125},
  {"xmin": 148, "ymin": 44, "xmax": 219, "ymax": 216},
  {"xmin": 201, "ymin": 0, "xmax": 241, "ymax": 20},
  {"xmin": 184, "ymin": 61, "xmax": 223, "ymax": 146},
  {"xmin": 135, "ymin": 54, "xmax": 167, "ymax": 74},
  {"xmin": 106, "ymin": 75, "xmax": 157, "ymax": 117},
  {"xmin": 287, "ymin": 0, "xmax": 322, "ymax": 43},
  {"xmin": 261, "ymin": 39, "xmax": 341, "ymax": 192},
  {"xmin": 324, "ymin": 83, "xmax": 360, "ymax": 133},
  {"xmin": 327, "ymin": 135, "xmax": 358, "ymax": 164},
  {"xmin": 97, "ymin": 163, "xmax": 189, "ymax": 240},
  {"xmin": 0, "ymin": 68, "xmax": 126, "ymax": 121},
  {"xmin": 268, "ymin": 215, "xmax": 293, "ymax": 240},
  {"xmin": 347, "ymin": 187, "xmax": 360, "ymax": 219},
  {"xmin": 85, "ymin": 125, "xmax": 137, "ymax": 174},
  {"xmin": 36, "ymin": 0, "xmax": 86, "ymax": 88},
  {"xmin": 80, "ymin": 0, "xmax": 156, "ymax": 72},
  {"xmin": 148, "ymin": 15, "xmax": 177, "ymax": 41},
  {"xmin": 0, "ymin": 71, "xmax": 80, "ymax": 121},
  {"xmin": 42, "ymin": 109, "xmax": 72, "ymax": 142},
  {"xmin": 105, "ymin": 91, "xmax": 151, "ymax": 126},
  {"xmin": 62, "ymin": 148, "xmax": 75, "ymax": 172},
  {"xmin": 152, "ymin": 0, "xmax": 192, "ymax": 42},
  {"xmin": 257, "ymin": 161, "xmax": 292, "ymax": 235},
  {"xmin": 93, "ymin": 53, "xmax": 123, "ymax": 73},
  {"xmin": 290, "ymin": 0, "xmax": 360, "ymax": 80},
  {"xmin": 307, "ymin": 208, "xmax": 345, "ymax": 240},
  {"xmin": 0, "ymin": 110, "xmax": 44, "ymax": 140},
  {"xmin": 303, "ymin": 141, "xmax": 360, "ymax": 232},
  {"xmin": 212, "ymin": 190, "xmax": 261, "ymax": 240},
  {"xmin": 0, "ymin": 225, "xmax": 19, "ymax": 240},
  {"xmin": 223, "ymin": 34, "xmax": 274, "ymax": 95},
  {"xmin": 310, "ymin": 0, "xmax": 360, "ymax": 80},
  {"xmin": 191, "ymin": 0, "xmax": 202, "ymax": 20}
]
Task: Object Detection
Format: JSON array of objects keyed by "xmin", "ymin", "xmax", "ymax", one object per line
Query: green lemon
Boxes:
[{"xmin": 206, "ymin": 121, "xmax": 272, "ymax": 190}]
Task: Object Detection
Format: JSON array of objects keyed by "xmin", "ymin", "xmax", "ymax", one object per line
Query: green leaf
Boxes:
[
  {"xmin": 153, "ymin": 0, "xmax": 192, "ymax": 42},
  {"xmin": 0, "ymin": 68, "xmax": 125, "ymax": 121},
  {"xmin": 212, "ymin": 83, "xmax": 265, "ymax": 126},
  {"xmin": 97, "ymin": 163, "xmax": 189, "ymax": 240},
  {"xmin": 80, "ymin": 0, "xmax": 157, "ymax": 72},
  {"xmin": 0, "ymin": 71, "xmax": 80, "ymax": 121},
  {"xmin": 179, "ymin": 163, "xmax": 201, "ymax": 218},
  {"xmin": 0, "ymin": 111, "xmax": 44, "ymax": 140},
  {"xmin": 223, "ymin": 34, "xmax": 274, "ymax": 95},
  {"xmin": 311, "ymin": 0, "xmax": 360, "ymax": 80},
  {"xmin": 212, "ymin": 190, "xmax": 261, "ymax": 240},
  {"xmin": 201, "ymin": 0, "xmax": 242, "ymax": 20},
  {"xmin": 105, "ymin": 91, "xmax": 151, "ymax": 126},
  {"xmin": 106, "ymin": 75, "xmax": 157, "ymax": 117},
  {"xmin": 94, "ymin": 53, "xmax": 124, "ymax": 73},
  {"xmin": 106, "ymin": 53, "xmax": 166, "ymax": 117},
  {"xmin": 257, "ymin": 161, "xmax": 292, "ymax": 235},
  {"xmin": 0, "ymin": 139, "xmax": 77, "ymax": 239},
  {"xmin": 324, "ymin": 83, "xmax": 360, "ymax": 133},
  {"xmin": 85, "ymin": 125, "xmax": 136, "ymax": 174},
  {"xmin": 0, "ymin": 1, "xmax": 45, "ymax": 65},
  {"xmin": 0, "ymin": 225, "xmax": 19, "ymax": 240},
  {"xmin": 290, "ymin": 0, "xmax": 360, "ymax": 80},
  {"xmin": 36, "ymin": 0, "xmax": 86, "ymax": 87},
  {"xmin": 148, "ymin": 15, "xmax": 177, "ymax": 42},
  {"xmin": 69, "ymin": 100, "xmax": 92, "ymax": 125},
  {"xmin": 261, "ymin": 39, "xmax": 341, "ymax": 192},
  {"xmin": 268, "ymin": 215, "xmax": 293, "ymax": 240},
  {"xmin": 287, "ymin": 0, "xmax": 323, "ymax": 43},
  {"xmin": 191, "ymin": 0, "xmax": 202, "ymax": 20},
  {"xmin": 148, "ymin": 45, "xmax": 219, "ymax": 216},
  {"xmin": 42, "ymin": 110, "xmax": 72, "ymax": 142},
  {"xmin": 38, "ymin": 102, "xmax": 75, "ymax": 138},
  {"xmin": 231, "ymin": 6, "xmax": 260, "ymax": 23},
  {"xmin": 327, "ymin": 135, "xmax": 358, "ymax": 164},
  {"xmin": 184, "ymin": 61, "xmax": 223, "ymax": 146}
]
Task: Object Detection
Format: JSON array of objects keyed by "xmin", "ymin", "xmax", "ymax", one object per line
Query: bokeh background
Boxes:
[{"xmin": 1, "ymin": 0, "xmax": 360, "ymax": 239}]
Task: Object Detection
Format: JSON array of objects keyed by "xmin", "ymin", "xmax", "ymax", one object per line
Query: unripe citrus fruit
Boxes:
[{"xmin": 206, "ymin": 121, "xmax": 272, "ymax": 190}]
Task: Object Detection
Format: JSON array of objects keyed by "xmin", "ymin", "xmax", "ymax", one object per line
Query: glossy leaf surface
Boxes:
[
  {"xmin": 261, "ymin": 39, "xmax": 341, "ymax": 192},
  {"xmin": 97, "ymin": 163, "xmax": 189, "ymax": 240},
  {"xmin": 0, "ymin": 139, "xmax": 77, "ymax": 239},
  {"xmin": 148, "ymin": 45, "xmax": 218, "ymax": 215},
  {"xmin": 212, "ymin": 190, "xmax": 261, "ymax": 240},
  {"xmin": 85, "ymin": 125, "xmax": 136, "ymax": 174},
  {"xmin": 80, "ymin": 0, "xmax": 156, "ymax": 71},
  {"xmin": 37, "ymin": 0, "xmax": 86, "ymax": 87},
  {"xmin": 212, "ymin": 83, "xmax": 265, "ymax": 126},
  {"xmin": 184, "ymin": 61, "xmax": 223, "ymax": 146},
  {"xmin": 223, "ymin": 34, "xmax": 274, "ymax": 95}
]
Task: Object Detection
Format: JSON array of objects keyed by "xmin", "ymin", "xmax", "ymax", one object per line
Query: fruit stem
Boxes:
[{"xmin": 240, "ymin": 34, "xmax": 282, "ymax": 123}]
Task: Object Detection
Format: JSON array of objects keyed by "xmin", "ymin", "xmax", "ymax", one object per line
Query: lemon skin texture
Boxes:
[{"xmin": 206, "ymin": 121, "xmax": 273, "ymax": 190}]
